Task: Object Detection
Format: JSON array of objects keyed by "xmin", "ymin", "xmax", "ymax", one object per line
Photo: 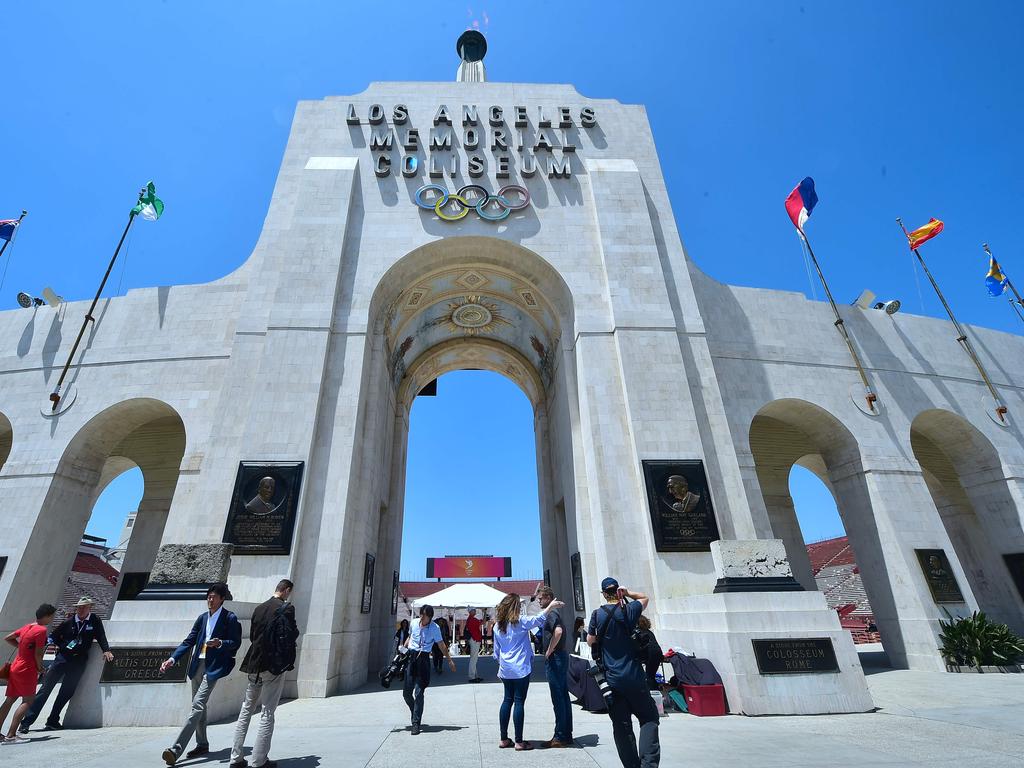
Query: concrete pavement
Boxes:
[{"xmin": 6, "ymin": 654, "xmax": 1024, "ymax": 767}]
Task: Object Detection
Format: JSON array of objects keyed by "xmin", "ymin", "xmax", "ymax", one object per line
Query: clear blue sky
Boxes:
[{"xmin": 4, "ymin": 3, "xmax": 1021, "ymax": 573}]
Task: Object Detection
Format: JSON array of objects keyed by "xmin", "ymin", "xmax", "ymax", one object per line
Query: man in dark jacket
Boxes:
[
  {"xmin": 229, "ymin": 579, "xmax": 299, "ymax": 768},
  {"xmin": 159, "ymin": 582, "xmax": 242, "ymax": 766},
  {"xmin": 19, "ymin": 596, "xmax": 113, "ymax": 732}
]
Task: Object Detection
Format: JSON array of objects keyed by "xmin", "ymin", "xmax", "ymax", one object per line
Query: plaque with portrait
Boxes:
[
  {"xmin": 915, "ymin": 548, "xmax": 964, "ymax": 604},
  {"xmin": 222, "ymin": 461, "xmax": 304, "ymax": 555},
  {"xmin": 642, "ymin": 460, "xmax": 721, "ymax": 552}
]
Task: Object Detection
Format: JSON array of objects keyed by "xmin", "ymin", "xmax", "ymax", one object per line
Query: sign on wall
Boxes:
[
  {"xmin": 915, "ymin": 549, "xmax": 965, "ymax": 604},
  {"xmin": 361, "ymin": 553, "xmax": 376, "ymax": 614},
  {"xmin": 571, "ymin": 552, "xmax": 585, "ymax": 612},
  {"xmin": 426, "ymin": 556, "xmax": 511, "ymax": 579},
  {"xmin": 222, "ymin": 462, "xmax": 304, "ymax": 555},
  {"xmin": 1003, "ymin": 553, "xmax": 1024, "ymax": 601},
  {"xmin": 642, "ymin": 460, "xmax": 721, "ymax": 552},
  {"xmin": 751, "ymin": 638, "xmax": 839, "ymax": 675},
  {"xmin": 101, "ymin": 648, "xmax": 188, "ymax": 683}
]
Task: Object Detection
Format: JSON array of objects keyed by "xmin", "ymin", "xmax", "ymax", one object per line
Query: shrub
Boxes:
[{"xmin": 938, "ymin": 610, "xmax": 1024, "ymax": 668}]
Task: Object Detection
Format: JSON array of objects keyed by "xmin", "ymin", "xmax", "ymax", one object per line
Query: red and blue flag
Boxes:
[
  {"xmin": 0, "ymin": 219, "xmax": 19, "ymax": 242},
  {"xmin": 785, "ymin": 177, "xmax": 818, "ymax": 234}
]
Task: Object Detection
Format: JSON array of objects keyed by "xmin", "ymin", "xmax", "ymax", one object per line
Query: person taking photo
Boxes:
[{"xmin": 587, "ymin": 577, "xmax": 660, "ymax": 768}]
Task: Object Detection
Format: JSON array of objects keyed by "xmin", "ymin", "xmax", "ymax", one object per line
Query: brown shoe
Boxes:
[
  {"xmin": 185, "ymin": 745, "xmax": 209, "ymax": 759},
  {"xmin": 499, "ymin": 739, "xmax": 514, "ymax": 749},
  {"xmin": 514, "ymin": 742, "xmax": 535, "ymax": 751},
  {"xmin": 548, "ymin": 739, "xmax": 572, "ymax": 748},
  {"xmin": 162, "ymin": 749, "xmax": 177, "ymax": 766}
]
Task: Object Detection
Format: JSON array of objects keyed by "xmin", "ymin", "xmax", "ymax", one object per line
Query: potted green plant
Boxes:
[{"xmin": 938, "ymin": 610, "xmax": 1024, "ymax": 672}]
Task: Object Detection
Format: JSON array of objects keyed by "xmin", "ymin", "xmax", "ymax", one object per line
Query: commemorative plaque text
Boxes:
[
  {"xmin": 223, "ymin": 461, "xmax": 304, "ymax": 555},
  {"xmin": 101, "ymin": 648, "xmax": 187, "ymax": 683},
  {"xmin": 752, "ymin": 638, "xmax": 839, "ymax": 675},
  {"xmin": 642, "ymin": 460, "xmax": 721, "ymax": 552},
  {"xmin": 915, "ymin": 548, "xmax": 965, "ymax": 604}
]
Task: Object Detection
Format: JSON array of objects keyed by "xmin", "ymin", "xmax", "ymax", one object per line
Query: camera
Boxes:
[
  {"xmin": 587, "ymin": 662, "xmax": 615, "ymax": 706},
  {"xmin": 378, "ymin": 647, "xmax": 412, "ymax": 688}
]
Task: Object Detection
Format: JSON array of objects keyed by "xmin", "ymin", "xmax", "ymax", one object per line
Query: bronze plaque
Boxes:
[
  {"xmin": 361, "ymin": 553, "xmax": 375, "ymax": 614},
  {"xmin": 571, "ymin": 552, "xmax": 585, "ymax": 611},
  {"xmin": 642, "ymin": 460, "xmax": 721, "ymax": 552},
  {"xmin": 1004, "ymin": 553, "xmax": 1024, "ymax": 601},
  {"xmin": 752, "ymin": 638, "xmax": 839, "ymax": 675},
  {"xmin": 915, "ymin": 549, "xmax": 965, "ymax": 604},
  {"xmin": 101, "ymin": 648, "xmax": 188, "ymax": 683},
  {"xmin": 223, "ymin": 461, "xmax": 304, "ymax": 555}
]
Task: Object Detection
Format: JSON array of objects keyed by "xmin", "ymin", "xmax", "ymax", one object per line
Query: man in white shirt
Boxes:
[{"xmin": 401, "ymin": 604, "xmax": 455, "ymax": 735}]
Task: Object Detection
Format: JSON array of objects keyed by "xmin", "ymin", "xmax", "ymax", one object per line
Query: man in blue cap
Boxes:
[{"xmin": 587, "ymin": 577, "xmax": 659, "ymax": 768}]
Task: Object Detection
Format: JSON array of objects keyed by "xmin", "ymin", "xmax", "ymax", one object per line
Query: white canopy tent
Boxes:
[{"xmin": 411, "ymin": 582, "xmax": 510, "ymax": 610}]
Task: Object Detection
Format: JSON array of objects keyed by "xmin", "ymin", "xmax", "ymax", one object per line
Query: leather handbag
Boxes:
[{"xmin": 0, "ymin": 649, "xmax": 14, "ymax": 681}]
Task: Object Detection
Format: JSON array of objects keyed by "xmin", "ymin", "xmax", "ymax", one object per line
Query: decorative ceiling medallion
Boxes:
[
  {"xmin": 518, "ymin": 289, "xmax": 540, "ymax": 310},
  {"xmin": 455, "ymin": 269, "xmax": 490, "ymax": 290},
  {"xmin": 452, "ymin": 302, "xmax": 493, "ymax": 329},
  {"xmin": 436, "ymin": 295, "xmax": 512, "ymax": 336}
]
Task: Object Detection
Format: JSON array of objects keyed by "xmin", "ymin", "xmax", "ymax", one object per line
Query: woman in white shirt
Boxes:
[{"xmin": 491, "ymin": 593, "xmax": 564, "ymax": 750}]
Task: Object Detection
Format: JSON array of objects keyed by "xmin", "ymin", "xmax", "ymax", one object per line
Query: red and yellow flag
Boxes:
[{"xmin": 907, "ymin": 218, "xmax": 944, "ymax": 250}]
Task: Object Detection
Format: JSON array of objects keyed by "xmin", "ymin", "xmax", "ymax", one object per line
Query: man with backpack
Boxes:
[
  {"xmin": 587, "ymin": 577, "xmax": 660, "ymax": 768},
  {"xmin": 229, "ymin": 579, "xmax": 299, "ymax": 768}
]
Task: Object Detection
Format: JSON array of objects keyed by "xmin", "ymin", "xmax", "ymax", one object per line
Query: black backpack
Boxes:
[{"xmin": 263, "ymin": 605, "xmax": 297, "ymax": 675}]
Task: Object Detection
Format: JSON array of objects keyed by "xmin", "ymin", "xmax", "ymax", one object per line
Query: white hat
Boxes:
[{"xmin": 74, "ymin": 597, "xmax": 95, "ymax": 607}]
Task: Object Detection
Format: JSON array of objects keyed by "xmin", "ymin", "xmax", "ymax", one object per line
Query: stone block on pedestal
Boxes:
[
  {"xmin": 711, "ymin": 539, "xmax": 804, "ymax": 593},
  {"xmin": 137, "ymin": 543, "xmax": 234, "ymax": 600}
]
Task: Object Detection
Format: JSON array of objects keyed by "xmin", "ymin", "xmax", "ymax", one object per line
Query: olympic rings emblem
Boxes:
[{"xmin": 414, "ymin": 184, "xmax": 530, "ymax": 222}]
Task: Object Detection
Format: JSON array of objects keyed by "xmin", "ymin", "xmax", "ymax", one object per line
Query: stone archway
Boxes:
[
  {"xmin": 748, "ymin": 399, "xmax": 910, "ymax": 666},
  {"xmin": 911, "ymin": 409, "xmax": 1024, "ymax": 631},
  {"xmin": 364, "ymin": 248, "xmax": 577, "ymax": 675},
  {"xmin": 1, "ymin": 399, "xmax": 186, "ymax": 629}
]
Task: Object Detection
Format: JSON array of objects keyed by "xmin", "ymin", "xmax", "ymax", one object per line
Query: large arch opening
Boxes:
[
  {"xmin": 5, "ymin": 399, "xmax": 186, "ymax": 626},
  {"xmin": 911, "ymin": 409, "xmax": 1024, "ymax": 632},
  {"xmin": 749, "ymin": 399, "xmax": 901, "ymax": 664},
  {"xmin": 357, "ymin": 238, "xmax": 581, "ymax": 678}
]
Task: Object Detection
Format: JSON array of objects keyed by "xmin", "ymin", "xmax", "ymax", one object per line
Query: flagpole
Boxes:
[
  {"xmin": 897, "ymin": 219, "xmax": 1008, "ymax": 422},
  {"xmin": 983, "ymin": 243, "xmax": 1024, "ymax": 325},
  {"xmin": 0, "ymin": 210, "xmax": 28, "ymax": 261},
  {"xmin": 49, "ymin": 198, "xmax": 141, "ymax": 412},
  {"xmin": 801, "ymin": 231, "xmax": 879, "ymax": 410}
]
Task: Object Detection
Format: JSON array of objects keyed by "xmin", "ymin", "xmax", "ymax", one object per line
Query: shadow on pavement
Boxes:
[{"xmin": 573, "ymin": 734, "xmax": 600, "ymax": 747}]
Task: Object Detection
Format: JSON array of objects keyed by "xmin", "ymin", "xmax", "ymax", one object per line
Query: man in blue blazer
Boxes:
[{"xmin": 159, "ymin": 582, "xmax": 242, "ymax": 766}]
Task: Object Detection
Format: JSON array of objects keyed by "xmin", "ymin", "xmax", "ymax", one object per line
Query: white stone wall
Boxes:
[{"xmin": 0, "ymin": 80, "xmax": 1021, "ymax": 718}]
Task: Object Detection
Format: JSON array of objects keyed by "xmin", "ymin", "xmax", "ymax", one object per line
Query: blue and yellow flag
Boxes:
[{"xmin": 986, "ymin": 255, "xmax": 1009, "ymax": 297}]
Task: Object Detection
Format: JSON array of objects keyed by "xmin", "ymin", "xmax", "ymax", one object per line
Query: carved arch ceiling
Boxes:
[{"xmin": 383, "ymin": 265, "xmax": 561, "ymax": 393}]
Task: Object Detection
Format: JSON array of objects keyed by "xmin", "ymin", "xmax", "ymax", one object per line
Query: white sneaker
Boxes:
[{"xmin": 2, "ymin": 736, "xmax": 28, "ymax": 745}]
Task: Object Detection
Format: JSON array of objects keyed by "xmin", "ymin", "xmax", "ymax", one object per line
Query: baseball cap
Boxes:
[{"xmin": 601, "ymin": 577, "xmax": 619, "ymax": 593}]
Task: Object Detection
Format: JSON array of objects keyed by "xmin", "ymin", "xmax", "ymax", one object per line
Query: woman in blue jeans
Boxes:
[{"xmin": 492, "ymin": 593, "xmax": 564, "ymax": 750}]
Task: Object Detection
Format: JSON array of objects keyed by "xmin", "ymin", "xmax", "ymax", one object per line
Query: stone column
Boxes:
[{"xmin": 830, "ymin": 457, "xmax": 979, "ymax": 670}]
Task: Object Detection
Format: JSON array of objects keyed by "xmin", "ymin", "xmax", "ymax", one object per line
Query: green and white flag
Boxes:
[{"xmin": 131, "ymin": 181, "xmax": 164, "ymax": 221}]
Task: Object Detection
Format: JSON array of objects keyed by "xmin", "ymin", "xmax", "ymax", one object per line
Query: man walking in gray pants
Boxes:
[
  {"xmin": 159, "ymin": 583, "xmax": 242, "ymax": 766},
  {"xmin": 230, "ymin": 579, "xmax": 300, "ymax": 768}
]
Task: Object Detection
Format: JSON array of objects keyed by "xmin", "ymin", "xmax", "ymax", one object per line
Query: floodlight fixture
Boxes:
[
  {"xmin": 873, "ymin": 300, "xmax": 901, "ymax": 315},
  {"xmin": 17, "ymin": 291, "xmax": 44, "ymax": 308}
]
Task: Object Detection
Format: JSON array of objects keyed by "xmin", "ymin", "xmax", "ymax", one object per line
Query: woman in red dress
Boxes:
[{"xmin": 1, "ymin": 603, "xmax": 56, "ymax": 744}]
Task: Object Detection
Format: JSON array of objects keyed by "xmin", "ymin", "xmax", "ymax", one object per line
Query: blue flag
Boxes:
[{"xmin": 986, "ymin": 256, "xmax": 1009, "ymax": 297}]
